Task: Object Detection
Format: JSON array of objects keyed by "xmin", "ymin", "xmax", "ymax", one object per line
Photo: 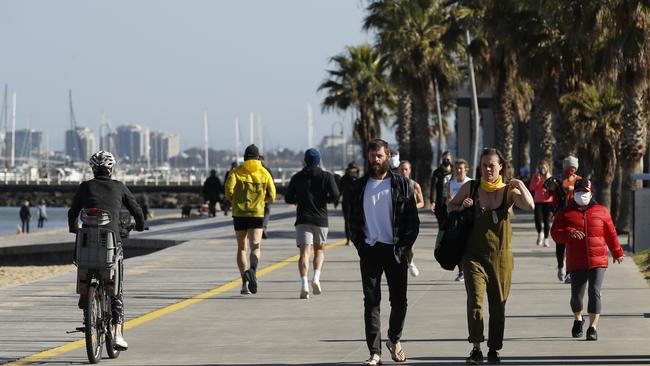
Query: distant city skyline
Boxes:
[{"xmin": 0, "ymin": 1, "xmax": 399, "ymax": 153}]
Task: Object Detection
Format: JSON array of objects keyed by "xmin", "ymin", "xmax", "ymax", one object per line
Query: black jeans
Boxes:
[
  {"xmin": 342, "ymin": 202, "xmax": 352, "ymax": 241},
  {"xmin": 360, "ymin": 243, "xmax": 408, "ymax": 355},
  {"xmin": 433, "ymin": 202, "xmax": 448, "ymax": 227},
  {"xmin": 534, "ymin": 203, "xmax": 552, "ymax": 238}
]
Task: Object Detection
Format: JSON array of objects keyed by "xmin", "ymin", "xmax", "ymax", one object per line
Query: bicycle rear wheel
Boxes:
[{"xmin": 84, "ymin": 284, "xmax": 104, "ymax": 364}]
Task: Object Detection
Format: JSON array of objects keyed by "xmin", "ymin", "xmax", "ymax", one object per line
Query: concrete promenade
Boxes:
[{"xmin": 1, "ymin": 203, "xmax": 649, "ymax": 365}]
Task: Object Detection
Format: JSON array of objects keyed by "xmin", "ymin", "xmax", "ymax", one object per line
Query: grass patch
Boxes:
[{"xmin": 632, "ymin": 248, "xmax": 650, "ymax": 287}]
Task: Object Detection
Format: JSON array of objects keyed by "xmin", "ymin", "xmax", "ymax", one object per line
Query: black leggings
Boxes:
[
  {"xmin": 534, "ymin": 203, "xmax": 552, "ymax": 238},
  {"xmin": 556, "ymin": 244, "xmax": 566, "ymax": 268},
  {"xmin": 570, "ymin": 268, "xmax": 606, "ymax": 314}
]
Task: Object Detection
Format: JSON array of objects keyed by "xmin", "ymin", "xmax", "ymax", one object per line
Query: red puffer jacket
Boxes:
[{"xmin": 551, "ymin": 202, "xmax": 624, "ymax": 271}]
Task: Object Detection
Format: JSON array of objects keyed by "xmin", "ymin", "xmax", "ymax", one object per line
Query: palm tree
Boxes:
[
  {"xmin": 561, "ymin": 83, "xmax": 623, "ymax": 208},
  {"xmin": 318, "ymin": 44, "xmax": 395, "ymax": 169},
  {"xmin": 516, "ymin": 0, "xmax": 605, "ymax": 173},
  {"xmin": 597, "ymin": 0, "xmax": 650, "ymax": 232},
  {"xmin": 364, "ymin": 0, "xmax": 461, "ymax": 200},
  {"xmin": 449, "ymin": 1, "xmax": 530, "ymax": 175}
]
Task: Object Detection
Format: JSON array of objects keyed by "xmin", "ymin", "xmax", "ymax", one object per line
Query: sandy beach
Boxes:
[{"xmin": 0, "ymin": 264, "xmax": 75, "ymax": 289}]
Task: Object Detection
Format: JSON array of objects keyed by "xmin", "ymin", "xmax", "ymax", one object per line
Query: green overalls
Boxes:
[{"xmin": 462, "ymin": 186, "xmax": 513, "ymax": 351}]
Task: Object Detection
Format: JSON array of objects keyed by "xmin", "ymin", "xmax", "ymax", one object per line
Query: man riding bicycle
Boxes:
[{"xmin": 68, "ymin": 151, "xmax": 145, "ymax": 351}]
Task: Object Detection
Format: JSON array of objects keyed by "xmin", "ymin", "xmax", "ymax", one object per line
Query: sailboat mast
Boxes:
[
  {"xmin": 11, "ymin": 92, "xmax": 16, "ymax": 168},
  {"xmin": 204, "ymin": 111, "xmax": 209, "ymax": 173},
  {"xmin": 235, "ymin": 117, "xmax": 241, "ymax": 163},
  {"xmin": 307, "ymin": 103, "xmax": 314, "ymax": 148}
]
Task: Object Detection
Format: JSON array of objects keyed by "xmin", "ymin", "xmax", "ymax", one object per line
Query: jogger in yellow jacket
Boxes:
[{"xmin": 225, "ymin": 144, "xmax": 276, "ymax": 295}]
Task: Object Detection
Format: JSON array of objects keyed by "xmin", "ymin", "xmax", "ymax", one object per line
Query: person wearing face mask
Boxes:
[
  {"xmin": 551, "ymin": 179, "xmax": 624, "ymax": 341},
  {"xmin": 430, "ymin": 151, "xmax": 454, "ymax": 226},
  {"xmin": 555, "ymin": 156, "xmax": 582, "ymax": 283},
  {"xmin": 529, "ymin": 161, "xmax": 554, "ymax": 247}
]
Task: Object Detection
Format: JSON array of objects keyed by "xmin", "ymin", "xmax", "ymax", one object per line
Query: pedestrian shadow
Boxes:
[{"xmin": 410, "ymin": 355, "xmax": 650, "ymax": 365}]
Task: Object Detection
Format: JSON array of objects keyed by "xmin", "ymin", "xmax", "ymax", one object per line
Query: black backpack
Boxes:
[{"xmin": 434, "ymin": 180, "xmax": 479, "ymax": 270}]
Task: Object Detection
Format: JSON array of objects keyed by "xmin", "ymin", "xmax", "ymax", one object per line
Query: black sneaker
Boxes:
[
  {"xmin": 586, "ymin": 326, "xmax": 598, "ymax": 341},
  {"xmin": 466, "ymin": 348, "xmax": 483, "ymax": 365},
  {"xmin": 571, "ymin": 319, "xmax": 584, "ymax": 338},
  {"xmin": 245, "ymin": 270, "xmax": 258, "ymax": 294},
  {"xmin": 487, "ymin": 349, "xmax": 500, "ymax": 364}
]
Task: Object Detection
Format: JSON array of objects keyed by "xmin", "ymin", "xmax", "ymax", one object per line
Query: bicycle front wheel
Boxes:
[
  {"xmin": 105, "ymin": 325, "xmax": 121, "ymax": 359},
  {"xmin": 84, "ymin": 284, "xmax": 104, "ymax": 364}
]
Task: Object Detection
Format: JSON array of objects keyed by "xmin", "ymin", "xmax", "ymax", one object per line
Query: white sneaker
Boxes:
[
  {"xmin": 311, "ymin": 281, "xmax": 322, "ymax": 295},
  {"xmin": 408, "ymin": 262, "xmax": 420, "ymax": 277},
  {"xmin": 114, "ymin": 334, "xmax": 128, "ymax": 351},
  {"xmin": 300, "ymin": 287, "xmax": 309, "ymax": 299},
  {"xmin": 240, "ymin": 281, "xmax": 251, "ymax": 295},
  {"xmin": 543, "ymin": 238, "xmax": 550, "ymax": 247},
  {"xmin": 536, "ymin": 233, "xmax": 543, "ymax": 246}
]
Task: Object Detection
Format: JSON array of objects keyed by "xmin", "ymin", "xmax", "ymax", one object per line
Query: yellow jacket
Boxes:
[{"xmin": 225, "ymin": 160, "xmax": 276, "ymax": 217}]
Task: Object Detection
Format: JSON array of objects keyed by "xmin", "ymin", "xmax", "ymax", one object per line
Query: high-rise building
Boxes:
[
  {"xmin": 99, "ymin": 132, "xmax": 118, "ymax": 154},
  {"xmin": 65, "ymin": 127, "xmax": 96, "ymax": 161},
  {"xmin": 116, "ymin": 125, "xmax": 149, "ymax": 164},
  {"xmin": 4, "ymin": 129, "xmax": 43, "ymax": 161},
  {"xmin": 150, "ymin": 130, "xmax": 180, "ymax": 166}
]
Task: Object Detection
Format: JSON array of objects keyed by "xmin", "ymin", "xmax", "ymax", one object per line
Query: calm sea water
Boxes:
[{"xmin": 0, "ymin": 206, "xmax": 178, "ymax": 235}]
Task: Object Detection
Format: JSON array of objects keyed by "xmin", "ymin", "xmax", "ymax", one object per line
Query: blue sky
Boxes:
[{"xmin": 0, "ymin": 0, "xmax": 395, "ymax": 152}]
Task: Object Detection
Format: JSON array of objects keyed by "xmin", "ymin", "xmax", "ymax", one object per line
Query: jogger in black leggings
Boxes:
[{"xmin": 534, "ymin": 202, "xmax": 552, "ymax": 246}]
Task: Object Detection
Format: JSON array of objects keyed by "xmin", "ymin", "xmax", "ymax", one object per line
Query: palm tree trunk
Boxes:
[
  {"xmin": 356, "ymin": 109, "xmax": 371, "ymax": 172},
  {"xmin": 611, "ymin": 165, "xmax": 623, "ymax": 222},
  {"xmin": 410, "ymin": 85, "xmax": 433, "ymax": 202},
  {"xmin": 593, "ymin": 139, "xmax": 617, "ymax": 210},
  {"xmin": 529, "ymin": 94, "xmax": 554, "ymax": 169},
  {"xmin": 494, "ymin": 87, "xmax": 515, "ymax": 177},
  {"xmin": 552, "ymin": 105, "xmax": 578, "ymax": 174},
  {"xmin": 617, "ymin": 80, "xmax": 648, "ymax": 232},
  {"xmin": 517, "ymin": 117, "xmax": 530, "ymax": 177},
  {"xmin": 395, "ymin": 91, "xmax": 412, "ymax": 161}
]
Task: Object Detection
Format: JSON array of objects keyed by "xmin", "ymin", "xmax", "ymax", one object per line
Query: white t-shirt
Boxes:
[
  {"xmin": 449, "ymin": 176, "xmax": 472, "ymax": 199},
  {"xmin": 363, "ymin": 178, "xmax": 394, "ymax": 245}
]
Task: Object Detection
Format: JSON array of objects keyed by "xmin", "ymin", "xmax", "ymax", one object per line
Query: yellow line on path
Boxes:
[{"xmin": 5, "ymin": 239, "xmax": 348, "ymax": 366}]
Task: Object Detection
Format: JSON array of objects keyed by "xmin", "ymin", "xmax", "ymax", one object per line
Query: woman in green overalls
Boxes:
[{"xmin": 448, "ymin": 148, "xmax": 534, "ymax": 364}]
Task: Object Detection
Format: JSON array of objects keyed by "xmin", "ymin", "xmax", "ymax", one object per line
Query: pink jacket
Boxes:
[{"xmin": 529, "ymin": 174, "xmax": 553, "ymax": 203}]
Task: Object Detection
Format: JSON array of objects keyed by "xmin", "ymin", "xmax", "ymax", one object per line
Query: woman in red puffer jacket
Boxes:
[{"xmin": 551, "ymin": 178, "xmax": 624, "ymax": 342}]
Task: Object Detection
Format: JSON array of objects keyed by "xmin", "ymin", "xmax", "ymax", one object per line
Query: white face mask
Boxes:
[
  {"xmin": 389, "ymin": 155, "xmax": 400, "ymax": 169},
  {"xmin": 574, "ymin": 192, "xmax": 592, "ymax": 206}
]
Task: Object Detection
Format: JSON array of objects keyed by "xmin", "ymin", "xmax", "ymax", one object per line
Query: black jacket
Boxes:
[
  {"xmin": 68, "ymin": 176, "xmax": 146, "ymax": 235},
  {"xmin": 338, "ymin": 172, "xmax": 358, "ymax": 207},
  {"xmin": 19, "ymin": 205, "xmax": 31, "ymax": 220},
  {"xmin": 349, "ymin": 172, "xmax": 420, "ymax": 259},
  {"xmin": 285, "ymin": 166, "xmax": 339, "ymax": 227},
  {"xmin": 202, "ymin": 175, "xmax": 224, "ymax": 201},
  {"xmin": 430, "ymin": 166, "xmax": 452, "ymax": 205}
]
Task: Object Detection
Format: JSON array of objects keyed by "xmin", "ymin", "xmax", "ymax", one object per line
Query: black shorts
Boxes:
[{"xmin": 233, "ymin": 217, "xmax": 264, "ymax": 231}]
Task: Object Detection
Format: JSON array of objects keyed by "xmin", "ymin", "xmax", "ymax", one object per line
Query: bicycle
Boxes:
[{"xmin": 71, "ymin": 208, "xmax": 130, "ymax": 364}]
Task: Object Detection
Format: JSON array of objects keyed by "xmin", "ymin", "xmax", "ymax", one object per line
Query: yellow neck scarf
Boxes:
[{"xmin": 480, "ymin": 176, "xmax": 506, "ymax": 192}]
